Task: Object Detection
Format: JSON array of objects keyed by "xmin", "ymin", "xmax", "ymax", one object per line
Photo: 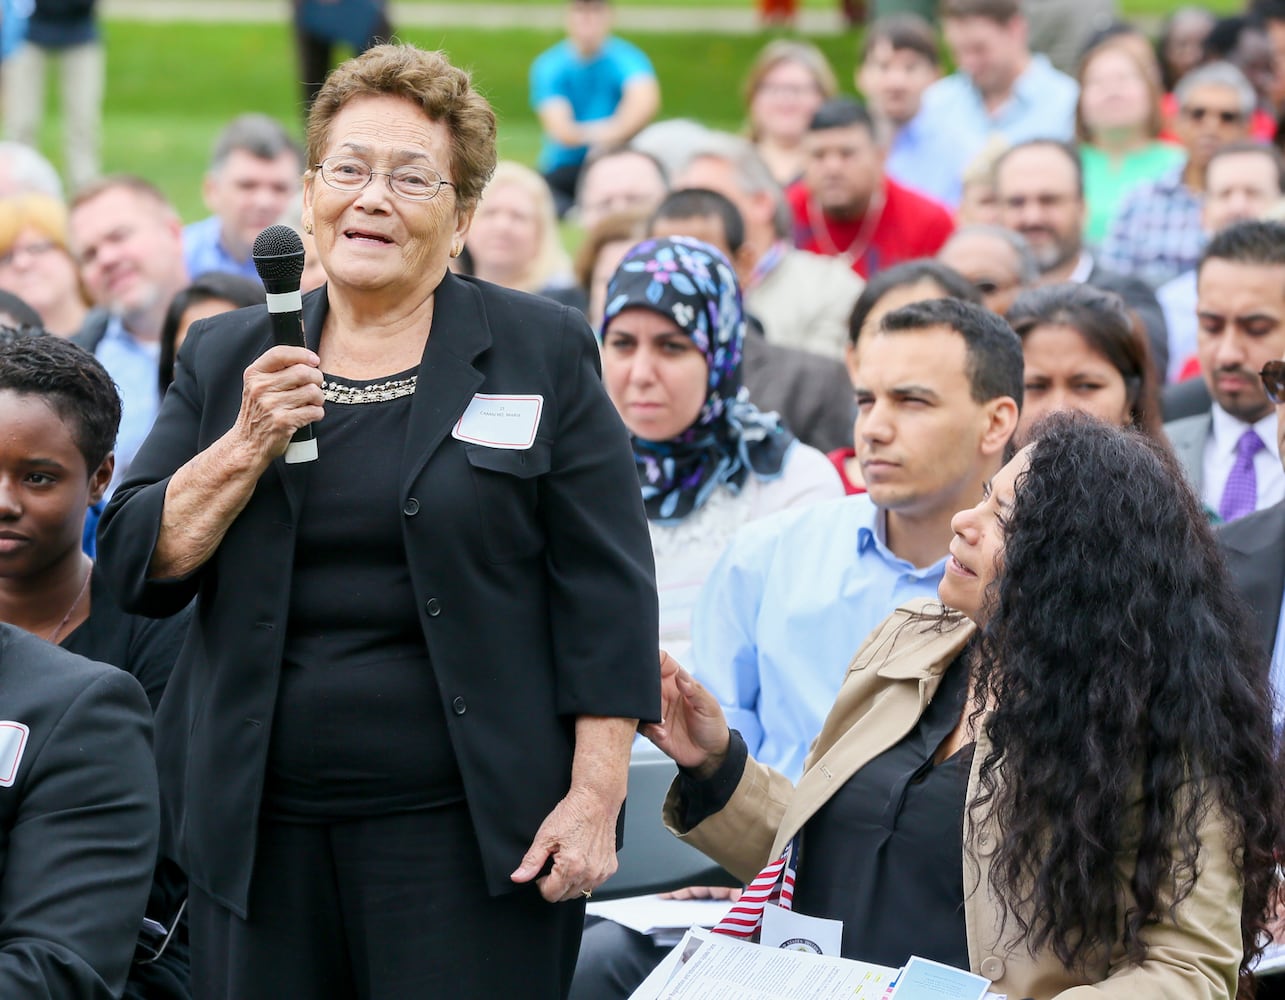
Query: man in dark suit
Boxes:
[
  {"xmin": 1222, "ymin": 352, "xmax": 1285, "ymax": 998},
  {"xmin": 995, "ymin": 139, "xmax": 1170, "ymax": 381},
  {"xmin": 0, "ymin": 624, "xmax": 159, "ymax": 997},
  {"xmin": 1219, "ymin": 350, "xmax": 1285, "ymax": 673},
  {"xmin": 1165, "ymin": 221, "xmax": 1285, "ymax": 521}
]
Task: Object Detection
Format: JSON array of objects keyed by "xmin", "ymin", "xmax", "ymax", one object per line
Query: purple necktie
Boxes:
[{"xmin": 1218, "ymin": 428, "xmax": 1266, "ymax": 522}]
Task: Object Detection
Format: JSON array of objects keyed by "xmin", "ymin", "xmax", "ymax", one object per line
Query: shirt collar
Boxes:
[
  {"xmin": 1210, "ymin": 402, "xmax": 1280, "ymax": 458},
  {"xmin": 1157, "ymin": 162, "xmax": 1189, "ymax": 194},
  {"xmin": 1068, "ymin": 251, "xmax": 1094, "ymax": 284},
  {"xmin": 747, "ymin": 240, "xmax": 790, "ymax": 290},
  {"xmin": 1010, "ymin": 54, "xmax": 1052, "ymax": 108},
  {"xmin": 101, "ymin": 313, "xmax": 159, "ymax": 355},
  {"xmin": 856, "ymin": 503, "xmax": 948, "ymax": 577}
]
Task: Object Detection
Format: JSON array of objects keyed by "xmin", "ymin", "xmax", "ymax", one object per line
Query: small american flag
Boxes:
[{"xmin": 710, "ymin": 836, "xmax": 798, "ymax": 940}]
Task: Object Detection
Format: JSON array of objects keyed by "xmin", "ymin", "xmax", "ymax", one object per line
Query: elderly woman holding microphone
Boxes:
[{"xmin": 99, "ymin": 44, "xmax": 659, "ymax": 1000}]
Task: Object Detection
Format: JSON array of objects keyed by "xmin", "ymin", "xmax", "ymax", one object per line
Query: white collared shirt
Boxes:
[
  {"xmin": 1202, "ymin": 403, "xmax": 1284, "ymax": 516},
  {"xmin": 1067, "ymin": 251, "xmax": 1094, "ymax": 285}
]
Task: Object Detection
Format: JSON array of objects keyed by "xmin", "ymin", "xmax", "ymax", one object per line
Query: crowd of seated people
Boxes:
[{"xmin": 1, "ymin": 2, "xmax": 1284, "ymax": 997}]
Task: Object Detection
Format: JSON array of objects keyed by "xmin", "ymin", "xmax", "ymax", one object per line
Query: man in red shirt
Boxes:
[{"xmin": 787, "ymin": 98, "xmax": 954, "ymax": 278}]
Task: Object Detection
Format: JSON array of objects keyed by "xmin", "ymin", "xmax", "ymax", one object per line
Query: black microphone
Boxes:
[{"xmin": 252, "ymin": 224, "xmax": 318, "ymax": 464}]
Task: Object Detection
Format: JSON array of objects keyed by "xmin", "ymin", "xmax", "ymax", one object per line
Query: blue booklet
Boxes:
[{"xmin": 889, "ymin": 955, "xmax": 992, "ymax": 1000}]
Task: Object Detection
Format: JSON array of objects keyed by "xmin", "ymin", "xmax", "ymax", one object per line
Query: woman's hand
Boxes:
[
  {"xmin": 639, "ymin": 651, "xmax": 730, "ymax": 779},
  {"xmin": 511, "ymin": 784, "xmax": 622, "ymax": 903},
  {"xmin": 510, "ymin": 716, "xmax": 634, "ymax": 904},
  {"xmin": 228, "ymin": 346, "xmax": 324, "ymax": 470}
]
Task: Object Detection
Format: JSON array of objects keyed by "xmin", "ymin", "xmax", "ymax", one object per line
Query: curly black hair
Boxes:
[
  {"xmin": 0, "ymin": 327, "xmax": 121, "ymax": 470},
  {"xmin": 969, "ymin": 412, "xmax": 1279, "ymax": 984}
]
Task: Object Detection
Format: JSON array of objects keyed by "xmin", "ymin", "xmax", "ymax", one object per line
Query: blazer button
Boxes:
[
  {"xmin": 980, "ymin": 956, "xmax": 1006, "ymax": 980},
  {"xmin": 403, "ymin": 497, "xmax": 420, "ymax": 516},
  {"xmin": 452, "ymin": 696, "xmax": 467, "ymax": 715},
  {"xmin": 425, "ymin": 598, "xmax": 441, "ymax": 617}
]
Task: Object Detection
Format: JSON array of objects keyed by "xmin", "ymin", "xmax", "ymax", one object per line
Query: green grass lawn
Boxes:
[
  {"xmin": 32, "ymin": 5, "xmax": 1237, "ymax": 220},
  {"xmin": 58, "ymin": 21, "xmax": 853, "ymax": 220}
]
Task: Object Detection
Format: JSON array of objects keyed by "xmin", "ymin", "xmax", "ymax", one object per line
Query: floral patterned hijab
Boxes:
[{"xmin": 601, "ymin": 236, "xmax": 793, "ymax": 523}]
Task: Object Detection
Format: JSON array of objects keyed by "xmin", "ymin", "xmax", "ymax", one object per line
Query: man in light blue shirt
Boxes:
[
  {"xmin": 70, "ymin": 176, "xmax": 188, "ymax": 492},
  {"xmin": 858, "ymin": 14, "xmax": 971, "ymax": 208},
  {"xmin": 916, "ymin": 0, "xmax": 1077, "ymax": 180},
  {"xmin": 690, "ymin": 297, "xmax": 1023, "ymax": 780},
  {"xmin": 183, "ymin": 114, "xmax": 302, "ymax": 284}
]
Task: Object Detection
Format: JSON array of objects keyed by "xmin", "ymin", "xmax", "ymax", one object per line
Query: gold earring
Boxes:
[
  {"xmin": 304, "ymin": 221, "xmax": 314, "ymax": 235},
  {"xmin": 450, "ymin": 242, "xmax": 462, "ymax": 258}
]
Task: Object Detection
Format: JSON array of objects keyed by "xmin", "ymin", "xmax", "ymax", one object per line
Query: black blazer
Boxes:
[
  {"xmin": 0, "ymin": 624, "xmax": 159, "ymax": 998},
  {"xmin": 99, "ymin": 273, "xmax": 661, "ymax": 917},
  {"xmin": 1219, "ymin": 498, "xmax": 1285, "ymax": 658}
]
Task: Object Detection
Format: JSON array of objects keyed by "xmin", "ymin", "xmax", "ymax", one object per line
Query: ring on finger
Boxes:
[{"xmin": 581, "ymin": 888, "xmax": 592, "ymax": 900}]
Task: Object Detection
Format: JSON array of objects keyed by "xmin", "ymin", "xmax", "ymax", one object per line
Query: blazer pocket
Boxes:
[{"xmin": 463, "ymin": 442, "xmax": 552, "ymax": 563}]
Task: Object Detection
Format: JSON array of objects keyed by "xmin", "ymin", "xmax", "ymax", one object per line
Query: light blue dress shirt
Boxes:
[
  {"xmin": 182, "ymin": 215, "xmax": 262, "ymax": 284},
  {"xmin": 94, "ymin": 316, "xmax": 160, "ymax": 494},
  {"xmin": 690, "ymin": 493, "xmax": 947, "ymax": 782},
  {"xmin": 885, "ymin": 113, "xmax": 968, "ymax": 209},
  {"xmin": 918, "ymin": 54, "xmax": 1078, "ymax": 153}
]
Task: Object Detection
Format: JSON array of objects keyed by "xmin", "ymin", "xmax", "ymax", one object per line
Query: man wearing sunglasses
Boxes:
[
  {"xmin": 1167, "ymin": 219, "xmax": 1285, "ymax": 523},
  {"xmin": 1101, "ymin": 62, "xmax": 1255, "ymax": 290}
]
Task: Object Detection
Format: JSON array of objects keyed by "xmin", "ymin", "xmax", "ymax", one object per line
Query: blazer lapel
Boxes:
[
  {"xmin": 771, "ymin": 616, "xmax": 975, "ymax": 857},
  {"xmin": 400, "ymin": 272, "xmax": 491, "ymax": 492},
  {"xmin": 1223, "ymin": 502, "xmax": 1285, "ymax": 655}
]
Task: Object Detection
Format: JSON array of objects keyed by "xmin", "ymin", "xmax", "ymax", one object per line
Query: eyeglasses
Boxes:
[
  {"xmin": 1181, "ymin": 106, "xmax": 1244, "ymax": 125},
  {"xmin": 315, "ymin": 155, "xmax": 455, "ymax": 202},
  {"xmin": 1262, "ymin": 360, "xmax": 1285, "ymax": 404},
  {"xmin": 0, "ymin": 239, "xmax": 58, "ymax": 269}
]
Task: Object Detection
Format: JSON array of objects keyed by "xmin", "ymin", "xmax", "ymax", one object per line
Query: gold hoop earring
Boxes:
[{"xmin": 450, "ymin": 242, "xmax": 462, "ymax": 258}]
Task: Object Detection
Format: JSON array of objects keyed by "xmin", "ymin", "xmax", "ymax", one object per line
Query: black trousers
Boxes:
[
  {"xmin": 188, "ymin": 803, "xmax": 584, "ymax": 1000},
  {"xmin": 292, "ymin": 5, "xmax": 394, "ymax": 112}
]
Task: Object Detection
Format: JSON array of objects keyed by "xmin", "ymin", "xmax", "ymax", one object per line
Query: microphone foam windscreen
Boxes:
[{"xmin": 252, "ymin": 225, "xmax": 306, "ymax": 283}]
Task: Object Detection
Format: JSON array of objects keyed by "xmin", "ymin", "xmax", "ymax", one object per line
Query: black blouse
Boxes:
[
  {"xmin": 681, "ymin": 654, "xmax": 973, "ymax": 970},
  {"xmin": 790, "ymin": 654, "xmax": 972, "ymax": 969},
  {"xmin": 263, "ymin": 369, "xmax": 465, "ymax": 820}
]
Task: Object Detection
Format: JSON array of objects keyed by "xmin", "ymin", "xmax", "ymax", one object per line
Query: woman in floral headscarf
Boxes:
[{"xmin": 599, "ymin": 236, "xmax": 842, "ymax": 658}]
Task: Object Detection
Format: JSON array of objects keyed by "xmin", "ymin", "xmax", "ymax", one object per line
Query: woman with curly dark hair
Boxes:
[{"xmin": 646, "ymin": 400, "xmax": 1280, "ymax": 999}]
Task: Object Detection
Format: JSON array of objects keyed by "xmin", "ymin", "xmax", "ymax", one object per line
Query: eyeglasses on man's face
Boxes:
[
  {"xmin": 315, "ymin": 155, "xmax": 455, "ymax": 202},
  {"xmin": 1181, "ymin": 106, "xmax": 1244, "ymax": 125},
  {"xmin": 1261, "ymin": 360, "xmax": 1285, "ymax": 404}
]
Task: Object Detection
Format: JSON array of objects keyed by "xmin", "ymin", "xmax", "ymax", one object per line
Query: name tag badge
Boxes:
[
  {"xmin": 451, "ymin": 393, "xmax": 543, "ymax": 451},
  {"xmin": 0, "ymin": 721, "xmax": 29, "ymax": 787},
  {"xmin": 760, "ymin": 902, "xmax": 844, "ymax": 956}
]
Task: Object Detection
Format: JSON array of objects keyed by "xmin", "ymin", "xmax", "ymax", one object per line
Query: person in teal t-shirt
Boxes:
[
  {"xmin": 529, "ymin": 0, "xmax": 660, "ymax": 216},
  {"xmin": 1077, "ymin": 38, "xmax": 1185, "ymax": 247}
]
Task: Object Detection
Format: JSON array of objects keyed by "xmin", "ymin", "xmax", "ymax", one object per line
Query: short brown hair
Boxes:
[
  {"xmin": 573, "ymin": 210, "xmax": 647, "ymax": 293},
  {"xmin": 940, "ymin": 0, "xmax": 1020, "ymax": 24},
  {"xmin": 70, "ymin": 174, "xmax": 176, "ymax": 217},
  {"xmin": 306, "ymin": 44, "xmax": 497, "ymax": 210},
  {"xmin": 863, "ymin": 14, "xmax": 940, "ymax": 65}
]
